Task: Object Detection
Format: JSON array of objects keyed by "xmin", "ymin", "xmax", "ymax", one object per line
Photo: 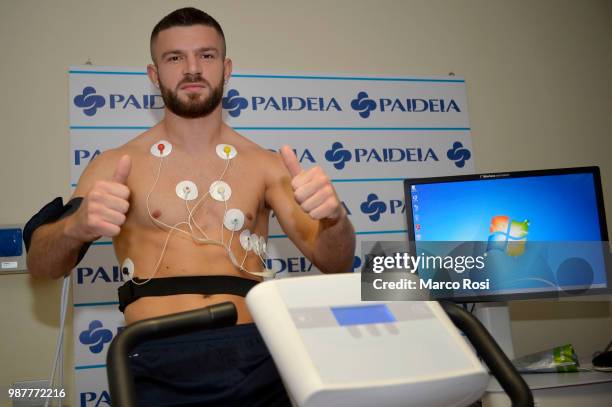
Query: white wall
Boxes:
[{"xmin": 1, "ymin": 0, "xmax": 611, "ymax": 405}]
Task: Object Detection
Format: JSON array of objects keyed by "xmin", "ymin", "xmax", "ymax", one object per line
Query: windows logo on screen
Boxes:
[{"xmin": 486, "ymin": 215, "xmax": 530, "ymax": 256}]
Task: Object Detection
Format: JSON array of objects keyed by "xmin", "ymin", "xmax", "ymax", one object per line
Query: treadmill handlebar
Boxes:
[{"xmin": 440, "ymin": 301, "xmax": 534, "ymax": 407}]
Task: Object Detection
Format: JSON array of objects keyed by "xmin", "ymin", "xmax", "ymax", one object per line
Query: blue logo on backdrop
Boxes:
[
  {"xmin": 324, "ymin": 142, "xmax": 352, "ymax": 169},
  {"xmin": 267, "ymin": 147, "xmax": 316, "ymax": 164},
  {"xmin": 73, "ymin": 86, "xmax": 164, "ymax": 116},
  {"xmin": 76, "ymin": 265, "xmax": 125, "ymax": 284},
  {"xmin": 359, "ymin": 194, "xmax": 406, "ymax": 221},
  {"xmin": 350, "ymin": 91, "xmax": 461, "ymax": 118},
  {"xmin": 269, "ymin": 254, "xmax": 361, "ymax": 272},
  {"xmin": 360, "ymin": 194, "xmax": 387, "ymax": 221},
  {"xmin": 79, "ymin": 320, "xmax": 113, "ymax": 354},
  {"xmin": 324, "ymin": 141, "xmax": 438, "ymax": 169},
  {"xmin": 74, "ymin": 87, "xmax": 105, "ymax": 116},
  {"xmin": 80, "ymin": 391, "xmax": 111, "ymax": 407},
  {"xmin": 350, "ymin": 91, "xmax": 377, "ymax": 118},
  {"xmin": 74, "ymin": 149, "xmax": 102, "ymax": 166},
  {"xmin": 222, "ymin": 89, "xmax": 248, "ymax": 117},
  {"xmin": 74, "ymin": 149, "xmax": 102, "ymax": 165},
  {"xmin": 447, "ymin": 141, "xmax": 471, "ymax": 168},
  {"xmin": 221, "ymin": 88, "xmax": 341, "ymax": 117},
  {"xmin": 265, "ymin": 256, "xmax": 314, "ymax": 273}
]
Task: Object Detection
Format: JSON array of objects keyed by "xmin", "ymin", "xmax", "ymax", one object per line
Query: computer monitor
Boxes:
[
  {"xmin": 403, "ymin": 166, "xmax": 610, "ymax": 303},
  {"xmin": 403, "ymin": 166, "xmax": 610, "ymax": 357}
]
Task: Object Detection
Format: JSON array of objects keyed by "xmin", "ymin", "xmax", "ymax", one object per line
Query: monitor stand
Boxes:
[{"xmin": 473, "ymin": 302, "xmax": 515, "ymax": 360}]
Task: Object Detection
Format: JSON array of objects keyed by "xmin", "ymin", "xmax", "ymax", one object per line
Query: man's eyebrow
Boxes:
[
  {"xmin": 196, "ymin": 47, "xmax": 220, "ymax": 54},
  {"xmin": 160, "ymin": 50, "xmax": 184, "ymax": 60},
  {"xmin": 160, "ymin": 47, "xmax": 220, "ymax": 60}
]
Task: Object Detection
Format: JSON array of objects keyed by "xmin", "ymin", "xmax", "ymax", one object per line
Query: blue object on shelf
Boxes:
[{"xmin": 0, "ymin": 228, "xmax": 23, "ymax": 257}]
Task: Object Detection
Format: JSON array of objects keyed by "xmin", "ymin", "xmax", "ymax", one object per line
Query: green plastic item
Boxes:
[{"xmin": 512, "ymin": 344, "xmax": 579, "ymax": 373}]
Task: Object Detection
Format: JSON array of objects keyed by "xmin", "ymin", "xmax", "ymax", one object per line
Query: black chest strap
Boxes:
[{"xmin": 118, "ymin": 275, "xmax": 260, "ymax": 313}]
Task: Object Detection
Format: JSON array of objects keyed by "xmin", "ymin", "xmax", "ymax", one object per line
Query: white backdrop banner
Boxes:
[{"xmin": 68, "ymin": 66, "xmax": 474, "ymax": 406}]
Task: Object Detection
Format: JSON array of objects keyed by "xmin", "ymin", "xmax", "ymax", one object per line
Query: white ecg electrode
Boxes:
[
  {"xmin": 216, "ymin": 144, "xmax": 237, "ymax": 160},
  {"xmin": 210, "ymin": 180, "xmax": 232, "ymax": 202},
  {"xmin": 223, "ymin": 208, "xmax": 245, "ymax": 231},
  {"xmin": 122, "ymin": 258, "xmax": 135, "ymax": 280},
  {"xmin": 240, "ymin": 230, "xmax": 252, "ymax": 251},
  {"xmin": 175, "ymin": 181, "xmax": 198, "ymax": 201},
  {"xmin": 150, "ymin": 140, "xmax": 172, "ymax": 158}
]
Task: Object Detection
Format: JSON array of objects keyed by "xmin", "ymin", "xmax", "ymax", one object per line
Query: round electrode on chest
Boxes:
[
  {"xmin": 259, "ymin": 236, "xmax": 268, "ymax": 256},
  {"xmin": 240, "ymin": 230, "xmax": 252, "ymax": 251},
  {"xmin": 121, "ymin": 258, "xmax": 135, "ymax": 280},
  {"xmin": 216, "ymin": 144, "xmax": 237, "ymax": 160},
  {"xmin": 175, "ymin": 180, "xmax": 198, "ymax": 201},
  {"xmin": 251, "ymin": 233, "xmax": 261, "ymax": 255},
  {"xmin": 223, "ymin": 208, "xmax": 245, "ymax": 231},
  {"xmin": 210, "ymin": 181, "xmax": 232, "ymax": 202},
  {"xmin": 150, "ymin": 140, "xmax": 172, "ymax": 158}
]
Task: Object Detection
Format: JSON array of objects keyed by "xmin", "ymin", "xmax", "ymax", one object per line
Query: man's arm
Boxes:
[
  {"xmin": 264, "ymin": 146, "xmax": 355, "ymax": 274},
  {"xmin": 27, "ymin": 153, "xmax": 131, "ymax": 279},
  {"xmin": 27, "ymin": 217, "xmax": 90, "ymax": 279}
]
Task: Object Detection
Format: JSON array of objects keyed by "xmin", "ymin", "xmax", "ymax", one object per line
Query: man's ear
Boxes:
[
  {"xmin": 223, "ymin": 58, "xmax": 233, "ymax": 83},
  {"xmin": 147, "ymin": 64, "xmax": 159, "ymax": 88}
]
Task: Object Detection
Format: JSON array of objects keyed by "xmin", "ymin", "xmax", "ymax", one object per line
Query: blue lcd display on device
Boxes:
[{"xmin": 331, "ymin": 304, "xmax": 396, "ymax": 326}]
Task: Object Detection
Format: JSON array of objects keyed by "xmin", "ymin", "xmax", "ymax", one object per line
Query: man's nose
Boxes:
[{"xmin": 184, "ymin": 54, "xmax": 202, "ymax": 75}]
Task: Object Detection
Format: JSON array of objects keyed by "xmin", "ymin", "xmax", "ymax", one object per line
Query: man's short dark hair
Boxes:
[{"xmin": 150, "ymin": 7, "xmax": 226, "ymax": 62}]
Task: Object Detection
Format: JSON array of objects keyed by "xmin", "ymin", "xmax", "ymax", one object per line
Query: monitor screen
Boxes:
[{"xmin": 403, "ymin": 167, "xmax": 610, "ymax": 302}]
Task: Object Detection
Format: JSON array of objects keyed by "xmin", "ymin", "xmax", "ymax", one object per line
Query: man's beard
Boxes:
[{"xmin": 159, "ymin": 73, "xmax": 224, "ymax": 119}]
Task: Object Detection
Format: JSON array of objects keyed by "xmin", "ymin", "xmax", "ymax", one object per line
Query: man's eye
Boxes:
[
  {"xmin": 201, "ymin": 53, "xmax": 214, "ymax": 59},
  {"xmin": 168, "ymin": 56, "xmax": 181, "ymax": 62}
]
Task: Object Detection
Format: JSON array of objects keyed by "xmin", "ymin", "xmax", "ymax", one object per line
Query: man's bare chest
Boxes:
[{"xmin": 125, "ymin": 154, "xmax": 267, "ymax": 234}]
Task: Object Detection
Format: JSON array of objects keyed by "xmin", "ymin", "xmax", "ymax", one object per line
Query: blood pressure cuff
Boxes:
[{"xmin": 23, "ymin": 197, "xmax": 91, "ymax": 265}]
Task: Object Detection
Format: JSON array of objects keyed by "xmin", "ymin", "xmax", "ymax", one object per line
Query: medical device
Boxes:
[
  {"xmin": 107, "ymin": 275, "xmax": 532, "ymax": 406},
  {"xmin": 247, "ymin": 273, "xmax": 506, "ymax": 407}
]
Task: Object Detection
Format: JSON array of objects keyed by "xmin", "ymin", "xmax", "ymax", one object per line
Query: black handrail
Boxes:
[
  {"xmin": 440, "ymin": 301, "xmax": 534, "ymax": 407},
  {"xmin": 106, "ymin": 302, "xmax": 237, "ymax": 407}
]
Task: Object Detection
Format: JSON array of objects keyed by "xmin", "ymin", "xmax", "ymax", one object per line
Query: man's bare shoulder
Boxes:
[
  {"xmin": 73, "ymin": 127, "xmax": 160, "ymax": 196},
  {"xmin": 115, "ymin": 125, "xmax": 163, "ymax": 156},
  {"xmin": 94, "ymin": 124, "xmax": 163, "ymax": 163}
]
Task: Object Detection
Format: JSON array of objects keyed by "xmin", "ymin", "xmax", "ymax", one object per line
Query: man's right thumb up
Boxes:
[{"xmin": 112, "ymin": 155, "xmax": 132, "ymax": 184}]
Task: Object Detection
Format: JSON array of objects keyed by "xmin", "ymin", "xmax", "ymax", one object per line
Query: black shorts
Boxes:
[{"xmin": 128, "ymin": 323, "xmax": 292, "ymax": 407}]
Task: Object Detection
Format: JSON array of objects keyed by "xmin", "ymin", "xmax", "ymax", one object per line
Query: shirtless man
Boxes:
[{"xmin": 26, "ymin": 7, "xmax": 354, "ymax": 405}]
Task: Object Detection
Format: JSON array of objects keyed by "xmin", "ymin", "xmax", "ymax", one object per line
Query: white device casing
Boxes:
[{"xmin": 246, "ymin": 273, "xmax": 488, "ymax": 407}]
